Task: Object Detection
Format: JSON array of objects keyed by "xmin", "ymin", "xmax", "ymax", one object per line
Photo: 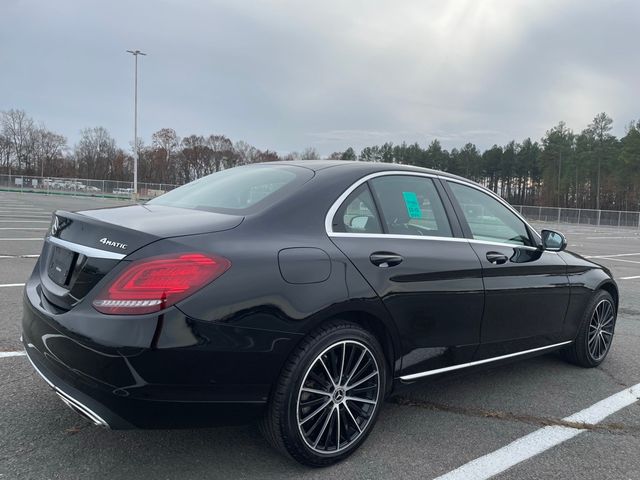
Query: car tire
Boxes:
[
  {"xmin": 563, "ymin": 290, "xmax": 616, "ymax": 368},
  {"xmin": 261, "ymin": 320, "xmax": 386, "ymax": 467}
]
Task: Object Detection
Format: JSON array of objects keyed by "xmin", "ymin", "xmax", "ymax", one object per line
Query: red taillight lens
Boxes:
[{"xmin": 92, "ymin": 253, "xmax": 231, "ymax": 315}]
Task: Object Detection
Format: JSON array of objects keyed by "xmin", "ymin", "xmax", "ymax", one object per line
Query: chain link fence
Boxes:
[
  {"xmin": 2, "ymin": 174, "xmax": 639, "ymax": 228},
  {"xmin": 514, "ymin": 205, "xmax": 640, "ymax": 229},
  {"xmin": 0, "ymin": 174, "xmax": 179, "ymax": 200}
]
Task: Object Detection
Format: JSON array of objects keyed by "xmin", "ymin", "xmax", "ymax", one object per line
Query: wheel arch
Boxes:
[
  {"xmin": 597, "ymin": 280, "xmax": 619, "ymax": 311},
  {"xmin": 301, "ymin": 308, "xmax": 399, "ymax": 395},
  {"xmin": 332, "ymin": 310, "xmax": 396, "ymax": 385}
]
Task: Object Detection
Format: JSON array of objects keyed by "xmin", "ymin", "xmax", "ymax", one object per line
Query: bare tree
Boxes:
[
  {"xmin": 33, "ymin": 128, "xmax": 67, "ymax": 177},
  {"xmin": 151, "ymin": 128, "xmax": 179, "ymax": 183},
  {"xmin": 208, "ymin": 135, "xmax": 236, "ymax": 171},
  {"xmin": 181, "ymin": 135, "xmax": 212, "ymax": 180},
  {"xmin": 255, "ymin": 150, "xmax": 280, "ymax": 162},
  {"xmin": 0, "ymin": 133, "xmax": 12, "ymax": 173},
  {"xmin": 282, "ymin": 151, "xmax": 300, "ymax": 160},
  {"xmin": 301, "ymin": 147, "xmax": 320, "ymax": 160},
  {"xmin": 234, "ymin": 140, "xmax": 260, "ymax": 165},
  {"xmin": 74, "ymin": 127, "xmax": 118, "ymax": 179},
  {"xmin": 1, "ymin": 109, "xmax": 35, "ymax": 172}
]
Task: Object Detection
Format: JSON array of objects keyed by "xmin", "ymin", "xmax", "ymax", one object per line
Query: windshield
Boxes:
[{"xmin": 148, "ymin": 164, "xmax": 313, "ymax": 214}]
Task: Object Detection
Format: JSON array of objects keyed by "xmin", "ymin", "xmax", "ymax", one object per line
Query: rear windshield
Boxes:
[{"xmin": 148, "ymin": 164, "xmax": 313, "ymax": 214}]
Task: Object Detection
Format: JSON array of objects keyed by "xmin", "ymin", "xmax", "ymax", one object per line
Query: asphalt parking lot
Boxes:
[{"xmin": 1, "ymin": 191, "xmax": 639, "ymax": 480}]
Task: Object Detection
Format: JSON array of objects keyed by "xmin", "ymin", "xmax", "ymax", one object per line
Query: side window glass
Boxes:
[
  {"xmin": 332, "ymin": 184, "xmax": 383, "ymax": 234},
  {"xmin": 447, "ymin": 181, "xmax": 533, "ymax": 246},
  {"xmin": 369, "ymin": 176, "xmax": 453, "ymax": 237}
]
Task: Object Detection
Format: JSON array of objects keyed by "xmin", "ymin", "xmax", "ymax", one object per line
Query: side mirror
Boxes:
[{"xmin": 541, "ymin": 229, "xmax": 567, "ymax": 252}]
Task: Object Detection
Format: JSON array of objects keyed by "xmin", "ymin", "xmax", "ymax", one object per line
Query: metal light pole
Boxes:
[{"xmin": 126, "ymin": 49, "xmax": 146, "ymax": 200}]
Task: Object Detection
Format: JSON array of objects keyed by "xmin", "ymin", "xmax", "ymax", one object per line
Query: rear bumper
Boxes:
[
  {"xmin": 23, "ymin": 335, "xmax": 269, "ymax": 429},
  {"xmin": 24, "ymin": 342, "xmax": 123, "ymax": 428},
  {"xmin": 22, "ymin": 282, "xmax": 301, "ymax": 429}
]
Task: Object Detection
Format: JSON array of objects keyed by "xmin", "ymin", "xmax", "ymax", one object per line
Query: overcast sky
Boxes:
[{"xmin": 1, "ymin": 0, "xmax": 638, "ymax": 155}]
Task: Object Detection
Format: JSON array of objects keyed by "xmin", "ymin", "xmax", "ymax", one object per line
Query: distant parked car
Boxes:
[{"xmin": 112, "ymin": 188, "xmax": 134, "ymax": 195}]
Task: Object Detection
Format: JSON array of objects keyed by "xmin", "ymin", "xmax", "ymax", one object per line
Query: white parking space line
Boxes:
[
  {"xmin": 586, "ymin": 252, "xmax": 640, "ymax": 259},
  {"xmin": 585, "ymin": 236, "xmax": 640, "ymax": 240},
  {"xmin": 0, "ymin": 255, "xmax": 39, "ymax": 259},
  {"xmin": 0, "ymin": 208, "xmax": 48, "ymax": 212},
  {"xmin": 0, "ymin": 227, "xmax": 47, "ymax": 230},
  {"xmin": 434, "ymin": 383, "xmax": 640, "ymax": 480},
  {"xmin": 0, "ymin": 220, "xmax": 50, "ymax": 223},
  {"xmin": 595, "ymin": 257, "xmax": 640, "ymax": 265},
  {"xmin": 0, "ymin": 283, "xmax": 26, "ymax": 288},
  {"xmin": 0, "ymin": 351, "xmax": 26, "ymax": 358},
  {"xmin": 0, "ymin": 238, "xmax": 43, "ymax": 241},
  {"xmin": 621, "ymin": 275, "xmax": 640, "ymax": 280},
  {"xmin": 0, "ymin": 205, "xmax": 40, "ymax": 208}
]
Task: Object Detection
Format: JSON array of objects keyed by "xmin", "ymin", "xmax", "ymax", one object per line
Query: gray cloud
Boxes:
[{"xmin": 1, "ymin": 0, "xmax": 638, "ymax": 155}]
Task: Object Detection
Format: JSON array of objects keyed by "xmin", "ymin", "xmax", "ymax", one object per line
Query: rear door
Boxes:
[
  {"xmin": 443, "ymin": 179, "xmax": 570, "ymax": 358},
  {"xmin": 328, "ymin": 173, "xmax": 484, "ymax": 377}
]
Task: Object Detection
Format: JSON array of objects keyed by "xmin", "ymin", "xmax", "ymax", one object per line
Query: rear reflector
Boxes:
[{"xmin": 92, "ymin": 253, "xmax": 231, "ymax": 315}]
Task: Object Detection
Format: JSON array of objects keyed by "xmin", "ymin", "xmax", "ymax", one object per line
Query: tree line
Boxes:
[{"xmin": 1, "ymin": 108, "xmax": 639, "ymax": 210}]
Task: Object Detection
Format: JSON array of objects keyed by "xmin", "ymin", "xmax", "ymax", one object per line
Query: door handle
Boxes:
[
  {"xmin": 370, "ymin": 252, "xmax": 404, "ymax": 268},
  {"xmin": 486, "ymin": 251, "xmax": 509, "ymax": 265}
]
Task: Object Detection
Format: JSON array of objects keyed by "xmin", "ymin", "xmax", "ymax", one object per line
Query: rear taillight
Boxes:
[{"xmin": 92, "ymin": 253, "xmax": 230, "ymax": 315}]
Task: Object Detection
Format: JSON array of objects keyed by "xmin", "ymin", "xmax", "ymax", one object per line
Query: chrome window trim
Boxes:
[
  {"xmin": 328, "ymin": 231, "xmax": 544, "ymax": 251},
  {"xmin": 399, "ymin": 340, "xmax": 572, "ymax": 381},
  {"xmin": 324, "ymin": 171, "xmax": 439, "ymax": 235},
  {"xmin": 47, "ymin": 236, "xmax": 126, "ymax": 260},
  {"xmin": 324, "ymin": 169, "xmax": 542, "ymax": 246},
  {"xmin": 329, "ymin": 232, "xmax": 467, "ymax": 243}
]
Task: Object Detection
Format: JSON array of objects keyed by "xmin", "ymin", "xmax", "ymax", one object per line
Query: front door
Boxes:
[{"xmin": 444, "ymin": 180, "xmax": 570, "ymax": 358}]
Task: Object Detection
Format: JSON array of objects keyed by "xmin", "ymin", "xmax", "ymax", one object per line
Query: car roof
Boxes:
[{"xmin": 262, "ymin": 159, "xmax": 472, "ymax": 183}]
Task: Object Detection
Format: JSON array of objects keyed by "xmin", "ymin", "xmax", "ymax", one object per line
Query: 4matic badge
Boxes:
[{"xmin": 99, "ymin": 237, "xmax": 128, "ymax": 250}]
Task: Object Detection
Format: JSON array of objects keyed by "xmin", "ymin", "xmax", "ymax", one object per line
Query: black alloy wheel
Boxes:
[
  {"xmin": 563, "ymin": 290, "xmax": 616, "ymax": 367},
  {"xmin": 261, "ymin": 321, "xmax": 386, "ymax": 467}
]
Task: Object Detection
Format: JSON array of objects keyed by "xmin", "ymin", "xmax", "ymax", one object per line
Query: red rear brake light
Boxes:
[{"xmin": 92, "ymin": 253, "xmax": 231, "ymax": 315}]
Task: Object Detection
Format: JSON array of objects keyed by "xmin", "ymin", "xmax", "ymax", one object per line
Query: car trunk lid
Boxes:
[{"xmin": 39, "ymin": 205, "xmax": 243, "ymax": 311}]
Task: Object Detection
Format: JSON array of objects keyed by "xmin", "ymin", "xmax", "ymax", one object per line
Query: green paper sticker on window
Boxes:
[{"xmin": 402, "ymin": 191, "xmax": 422, "ymax": 219}]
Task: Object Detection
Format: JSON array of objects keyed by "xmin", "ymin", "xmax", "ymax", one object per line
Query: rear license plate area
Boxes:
[{"xmin": 48, "ymin": 247, "xmax": 76, "ymax": 286}]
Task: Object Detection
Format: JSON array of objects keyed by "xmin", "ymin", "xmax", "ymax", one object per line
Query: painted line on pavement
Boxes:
[
  {"xmin": 0, "ymin": 283, "xmax": 26, "ymax": 288},
  {"xmin": 0, "ymin": 209, "xmax": 48, "ymax": 212},
  {"xmin": 434, "ymin": 382, "xmax": 640, "ymax": 480},
  {"xmin": 586, "ymin": 252, "xmax": 640, "ymax": 259},
  {"xmin": 0, "ymin": 351, "xmax": 26, "ymax": 358},
  {"xmin": 0, "ymin": 220, "xmax": 50, "ymax": 223},
  {"xmin": 594, "ymin": 257, "xmax": 640, "ymax": 265},
  {"xmin": 585, "ymin": 236, "xmax": 639, "ymax": 240}
]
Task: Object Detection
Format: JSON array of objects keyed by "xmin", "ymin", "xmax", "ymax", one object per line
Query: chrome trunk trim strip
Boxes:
[{"xmin": 48, "ymin": 236, "xmax": 126, "ymax": 260}]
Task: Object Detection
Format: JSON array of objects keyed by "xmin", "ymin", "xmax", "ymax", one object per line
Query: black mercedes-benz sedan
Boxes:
[{"xmin": 22, "ymin": 160, "xmax": 618, "ymax": 466}]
